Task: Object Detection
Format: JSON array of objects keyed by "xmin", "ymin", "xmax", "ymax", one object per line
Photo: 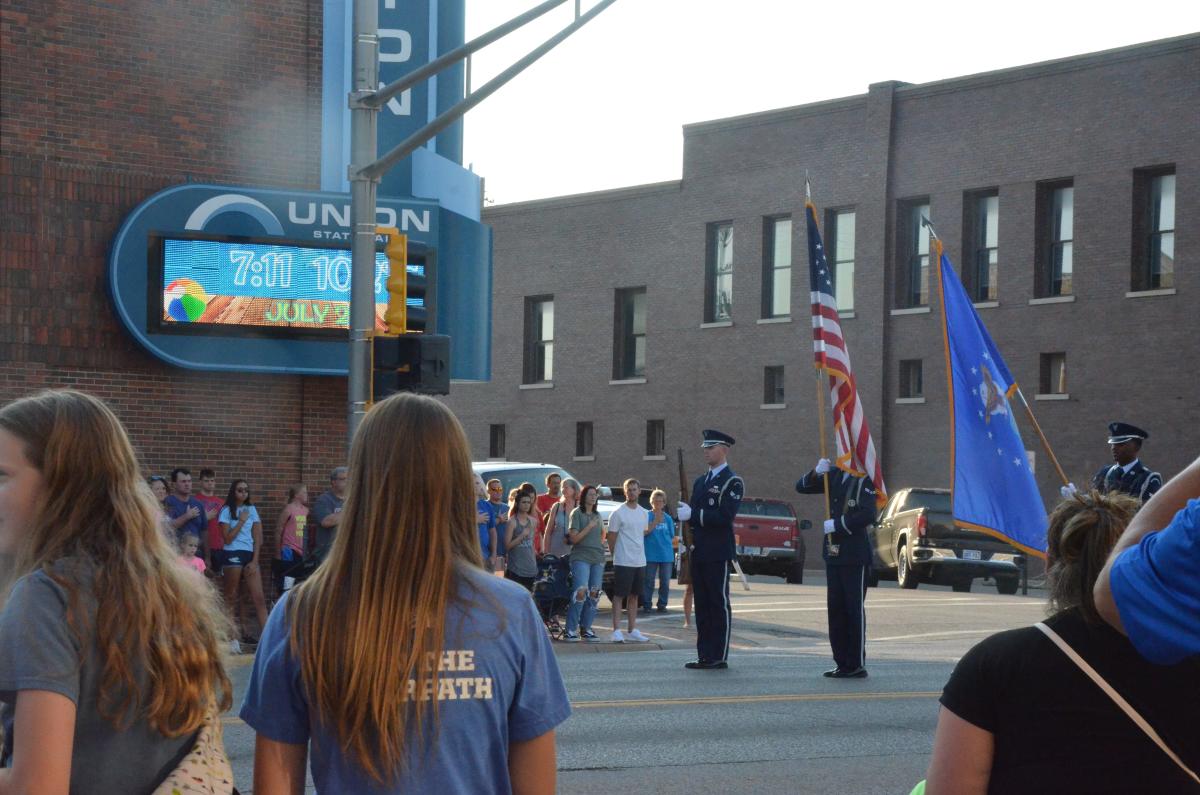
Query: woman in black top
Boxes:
[{"xmin": 925, "ymin": 490, "xmax": 1200, "ymax": 794}]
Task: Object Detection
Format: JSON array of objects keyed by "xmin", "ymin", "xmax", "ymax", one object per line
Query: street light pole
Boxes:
[
  {"xmin": 347, "ymin": 0, "xmax": 380, "ymax": 447},
  {"xmin": 345, "ymin": 0, "xmax": 621, "ymax": 445}
]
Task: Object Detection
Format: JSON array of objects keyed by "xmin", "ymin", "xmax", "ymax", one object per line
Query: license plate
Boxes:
[
  {"xmin": 740, "ymin": 546, "xmax": 761, "ymax": 556},
  {"xmin": 962, "ymin": 549, "xmax": 982, "ymax": 560}
]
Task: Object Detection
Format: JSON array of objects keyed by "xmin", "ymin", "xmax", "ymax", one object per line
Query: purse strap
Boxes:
[{"xmin": 1034, "ymin": 621, "xmax": 1199, "ymax": 784}]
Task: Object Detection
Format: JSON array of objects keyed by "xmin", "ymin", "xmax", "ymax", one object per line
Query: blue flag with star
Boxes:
[{"xmin": 936, "ymin": 245, "xmax": 1048, "ymax": 556}]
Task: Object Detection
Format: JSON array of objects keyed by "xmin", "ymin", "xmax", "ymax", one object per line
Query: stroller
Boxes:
[
  {"xmin": 271, "ymin": 549, "xmax": 320, "ymax": 596},
  {"xmin": 532, "ymin": 554, "xmax": 573, "ymax": 640}
]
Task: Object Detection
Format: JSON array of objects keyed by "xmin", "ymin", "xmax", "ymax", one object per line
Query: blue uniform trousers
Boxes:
[
  {"xmin": 827, "ymin": 563, "xmax": 868, "ymax": 671},
  {"xmin": 694, "ymin": 559, "xmax": 732, "ymax": 663}
]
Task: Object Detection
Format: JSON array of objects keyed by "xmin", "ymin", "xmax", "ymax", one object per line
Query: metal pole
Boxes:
[
  {"xmin": 362, "ymin": 0, "xmax": 618, "ymax": 181},
  {"xmin": 364, "ymin": 0, "xmax": 570, "ymax": 110},
  {"xmin": 348, "ymin": 0, "xmax": 380, "ymax": 446}
]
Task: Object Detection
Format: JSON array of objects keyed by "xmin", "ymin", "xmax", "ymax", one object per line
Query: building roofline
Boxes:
[
  {"xmin": 484, "ymin": 179, "xmax": 682, "ymax": 215},
  {"xmin": 683, "ymin": 33, "xmax": 1199, "ymax": 136}
]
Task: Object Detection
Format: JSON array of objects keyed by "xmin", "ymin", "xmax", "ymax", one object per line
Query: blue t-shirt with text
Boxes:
[{"xmin": 240, "ymin": 566, "xmax": 571, "ymax": 794}]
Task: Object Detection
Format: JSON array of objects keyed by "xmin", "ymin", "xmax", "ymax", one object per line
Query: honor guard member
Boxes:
[
  {"xmin": 1061, "ymin": 422, "xmax": 1162, "ymax": 504},
  {"xmin": 796, "ymin": 458, "xmax": 877, "ymax": 678},
  {"xmin": 679, "ymin": 429, "xmax": 743, "ymax": 670}
]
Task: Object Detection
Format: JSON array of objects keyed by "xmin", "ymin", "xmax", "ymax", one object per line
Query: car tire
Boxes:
[
  {"xmin": 897, "ymin": 541, "xmax": 918, "ymax": 589},
  {"xmin": 996, "ymin": 578, "xmax": 1019, "ymax": 595},
  {"xmin": 951, "ymin": 579, "xmax": 972, "ymax": 593}
]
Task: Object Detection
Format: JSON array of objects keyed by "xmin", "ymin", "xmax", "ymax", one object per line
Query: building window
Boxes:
[
  {"xmin": 762, "ymin": 216, "xmax": 791, "ymax": 318},
  {"xmin": 826, "ymin": 209, "xmax": 855, "ymax": 312},
  {"xmin": 964, "ymin": 190, "xmax": 999, "ymax": 302},
  {"xmin": 488, "ymin": 424, "xmax": 506, "ymax": 458},
  {"xmin": 763, "ymin": 366, "xmax": 785, "ymax": 405},
  {"xmin": 522, "ymin": 296, "xmax": 553, "ymax": 383},
  {"xmin": 1036, "ymin": 181, "xmax": 1074, "ymax": 297},
  {"xmin": 613, "ymin": 287, "xmax": 647, "ymax": 379},
  {"xmin": 896, "ymin": 199, "xmax": 931, "ymax": 308},
  {"xmin": 1133, "ymin": 168, "xmax": 1175, "ymax": 290},
  {"xmin": 576, "ymin": 422, "xmax": 594, "ymax": 457},
  {"xmin": 1039, "ymin": 352, "xmax": 1067, "ymax": 395},
  {"xmin": 705, "ymin": 222, "xmax": 734, "ymax": 322},
  {"xmin": 899, "ymin": 359, "xmax": 923, "ymax": 398},
  {"xmin": 646, "ymin": 419, "xmax": 665, "ymax": 457}
]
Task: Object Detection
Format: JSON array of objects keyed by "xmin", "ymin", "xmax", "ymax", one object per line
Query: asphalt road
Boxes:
[{"xmin": 221, "ymin": 573, "xmax": 1047, "ymax": 793}]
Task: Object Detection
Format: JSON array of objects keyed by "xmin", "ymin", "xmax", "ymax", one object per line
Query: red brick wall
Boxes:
[{"xmin": 0, "ymin": 1, "xmax": 343, "ymax": 596}]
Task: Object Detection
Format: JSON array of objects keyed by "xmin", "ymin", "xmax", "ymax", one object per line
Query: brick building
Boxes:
[
  {"xmin": 1, "ymin": 9, "xmax": 1196, "ymax": 573},
  {"xmin": 0, "ymin": 1, "xmax": 344, "ymax": 561},
  {"xmin": 443, "ymin": 34, "xmax": 1200, "ymax": 559}
]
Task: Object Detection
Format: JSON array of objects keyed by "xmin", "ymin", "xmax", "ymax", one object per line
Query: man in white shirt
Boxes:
[{"xmin": 606, "ymin": 478, "xmax": 650, "ymax": 643}]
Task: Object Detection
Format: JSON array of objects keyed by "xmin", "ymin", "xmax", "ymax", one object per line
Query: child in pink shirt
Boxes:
[{"xmin": 178, "ymin": 535, "xmax": 206, "ymax": 575}]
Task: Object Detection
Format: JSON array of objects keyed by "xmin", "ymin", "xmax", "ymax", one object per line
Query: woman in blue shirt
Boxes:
[
  {"xmin": 642, "ymin": 489, "xmax": 677, "ymax": 612},
  {"xmin": 218, "ymin": 479, "xmax": 268, "ymax": 646},
  {"xmin": 240, "ymin": 393, "xmax": 570, "ymax": 794}
]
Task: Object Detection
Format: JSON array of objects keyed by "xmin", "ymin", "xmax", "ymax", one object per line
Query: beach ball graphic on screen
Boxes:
[{"xmin": 164, "ymin": 278, "xmax": 209, "ymax": 322}]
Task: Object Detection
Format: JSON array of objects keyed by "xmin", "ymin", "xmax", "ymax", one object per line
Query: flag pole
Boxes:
[
  {"xmin": 807, "ymin": 178, "xmax": 833, "ymax": 524},
  {"xmin": 1014, "ymin": 388, "xmax": 1070, "ymax": 485}
]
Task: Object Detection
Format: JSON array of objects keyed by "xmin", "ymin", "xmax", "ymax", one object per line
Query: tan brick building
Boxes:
[{"xmin": 444, "ymin": 35, "xmax": 1200, "ymax": 559}]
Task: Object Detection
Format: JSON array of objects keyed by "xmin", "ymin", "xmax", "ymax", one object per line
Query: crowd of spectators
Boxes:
[{"xmin": 144, "ymin": 465, "xmax": 341, "ymax": 653}]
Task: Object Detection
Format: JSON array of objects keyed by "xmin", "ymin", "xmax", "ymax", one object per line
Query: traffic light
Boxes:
[
  {"xmin": 378, "ymin": 227, "xmax": 433, "ymax": 334},
  {"xmin": 372, "ymin": 333, "xmax": 450, "ymax": 397},
  {"xmin": 380, "ymin": 228, "xmax": 408, "ymax": 334},
  {"xmin": 373, "ymin": 227, "xmax": 446, "ymax": 397}
]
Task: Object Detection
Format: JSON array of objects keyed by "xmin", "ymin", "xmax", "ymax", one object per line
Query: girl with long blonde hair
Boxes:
[
  {"xmin": 241, "ymin": 393, "xmax": 569, "ymax": 794},
  {"xmin": 0, "ymin": 390, "xmax": 232, "ymax": 794}
]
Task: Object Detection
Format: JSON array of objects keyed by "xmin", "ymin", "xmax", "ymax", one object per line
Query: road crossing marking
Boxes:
[
  {"xmin": 571, "ymin": 690, "xmax": 941, "ymax": 709},
  {"xmin": 871, "ymin": 629, "xmax": 1010, "ymax": 642},
  {"xmin": 220, "ymin": 690, "xmax": 940, "ymax": 723}
]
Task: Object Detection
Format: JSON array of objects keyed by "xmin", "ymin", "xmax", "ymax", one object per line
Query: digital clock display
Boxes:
[{"xmin": 154, "ymin": 233, "xmax": 424, "ymax": 335}]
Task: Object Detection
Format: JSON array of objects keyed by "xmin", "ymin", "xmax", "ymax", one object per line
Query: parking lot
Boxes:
[{"xmin": 221, "ymin": 573, "xmax": 1047, "ymax": 793}]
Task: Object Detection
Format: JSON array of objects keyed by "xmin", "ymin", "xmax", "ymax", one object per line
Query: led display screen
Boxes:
[{"xmin": 154, "ymin": 233, "xmax": 424, "ymax": 335}]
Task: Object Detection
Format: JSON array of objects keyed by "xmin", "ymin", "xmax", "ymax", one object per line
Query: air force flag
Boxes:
[{"xmin": 935, "ymin": 244, "xmax": 1048, "ymax": 556}]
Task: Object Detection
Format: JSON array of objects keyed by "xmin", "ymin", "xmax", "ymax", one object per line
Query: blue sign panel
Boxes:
[
  {"xmin": 109, "ymin": 184, "xmax": 490, "ymax": 379},
  {"xmin": 320, "ymin": 0, "xmax": 479, "ymax": 221}
]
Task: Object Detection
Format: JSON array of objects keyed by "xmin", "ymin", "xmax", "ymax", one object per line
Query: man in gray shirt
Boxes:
[{"xmin": 310, "ymin": 466, "xmax": 348, "ymax": 558}]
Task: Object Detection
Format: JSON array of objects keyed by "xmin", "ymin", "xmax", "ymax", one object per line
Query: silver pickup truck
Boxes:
[{"xmin": 869, "ymin": 487, "xmax": 1025, "ymax": 594}]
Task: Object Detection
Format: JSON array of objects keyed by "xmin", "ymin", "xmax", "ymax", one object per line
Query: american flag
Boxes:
[{"xmin": 806, "ymin": 200, "xmax": 888, "ymax": 508}]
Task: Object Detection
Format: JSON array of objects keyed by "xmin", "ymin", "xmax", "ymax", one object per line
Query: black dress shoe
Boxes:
[
  {"xmin": 828, "ymin": 666, "xmax": 868, "ymax": 678},
  {"xmin": 822, "ymin": 667, "xmax": 842, "ymax": 677},
  {"xmin": 685, "ymin": 660, "xmax": 728, "ymax": 670}
]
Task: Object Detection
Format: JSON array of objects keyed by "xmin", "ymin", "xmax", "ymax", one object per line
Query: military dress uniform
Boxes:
[
  {"xmin": 686, "ymin": 434, "xmax": 744, "ymax": 668},
  {"xmin": 1090, "ymin": 422, "xmax": 1162, "ymax": 504},
  {"xmin": 796, "ymin": 467, "xmax": 877, "ymax": 677}
]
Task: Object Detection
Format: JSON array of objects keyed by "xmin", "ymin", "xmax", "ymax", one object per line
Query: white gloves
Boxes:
[
  {"xmin": 823, "ymin": 519, "xmax": 836, "ymax": 534},
  {"xmin": 814, "ymin": 458, "xmax": 832, "ymax": 475},
  {"xmin": 1060, "ymin": 482, "xmax": 1077, "ymax": 499},
  {"xmin": 676, "ymin": 502, "xmax": 692, "ymax": 522}
]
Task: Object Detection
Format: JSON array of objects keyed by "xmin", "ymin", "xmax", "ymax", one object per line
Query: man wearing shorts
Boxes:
[{"xmin": 606, "ymin": 478, "xmax": 649, "ymax": 643}]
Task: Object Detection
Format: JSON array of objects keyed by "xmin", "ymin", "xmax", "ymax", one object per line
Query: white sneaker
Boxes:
[
  {"xmin": 562, "ymin": 631, "xmax": 580, "ymax": 642},
  {"xmin": 628, "ymin": 629, "xmax": 649, "ymax": 643},
  {"xmin": 229, "ymin": 638, "xmax": 242, "ymax": 655},
  {"xmin": 611, "ymin": 629, "xmax": 625, "ymax": 643}
]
